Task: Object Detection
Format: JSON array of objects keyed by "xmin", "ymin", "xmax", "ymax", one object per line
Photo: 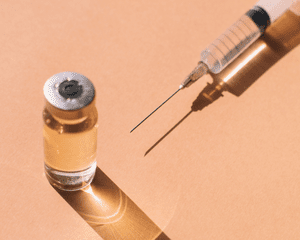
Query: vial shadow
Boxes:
[
  {"xmin": 54, "ymin": 167, "xmax": 171, "ymax": 240},
  {"xmin": 145, "ymin": 10, "xmax": 300, "ymax": 156}
]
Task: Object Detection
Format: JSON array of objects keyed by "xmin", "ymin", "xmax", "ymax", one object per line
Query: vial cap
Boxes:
[{"xmin": 44, "ymin": 72, "xmax": 95, "ymax": 111}]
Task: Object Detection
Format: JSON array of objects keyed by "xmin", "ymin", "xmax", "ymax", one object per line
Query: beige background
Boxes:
[{"xmin": 1, "ymin": 0, "xmax": 300, "ymax": 239}]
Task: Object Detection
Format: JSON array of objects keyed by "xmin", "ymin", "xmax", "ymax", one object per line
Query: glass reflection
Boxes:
[{"xmin": 55, "ymin": 167, "xmax": 170, "ymax": 240}]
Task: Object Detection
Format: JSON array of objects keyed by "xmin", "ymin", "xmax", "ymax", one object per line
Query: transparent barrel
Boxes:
[{"xmin": 201, "ymin": 15, "xmax": 261, "ymax": 73}]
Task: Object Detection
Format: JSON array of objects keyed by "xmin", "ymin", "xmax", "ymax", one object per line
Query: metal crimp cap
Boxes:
[{"xmin": 43, "ymin": 72, "xmax": 95, "ymax": 111}]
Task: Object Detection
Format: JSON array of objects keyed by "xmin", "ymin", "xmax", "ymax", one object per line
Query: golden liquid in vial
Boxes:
[
  {"xmin": 43, "ymin": 103, "xmax": 98, "ymax": 190},
  {"xmin": 43, "ymin": 123, "xmax": 97, "ymax": 172}
]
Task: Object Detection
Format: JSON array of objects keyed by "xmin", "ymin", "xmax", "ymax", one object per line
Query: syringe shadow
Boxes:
[
  {"xmin": 145, "ymin": 10, "xmax": 300, "ymax": 156},
  {"xmin": 54, "ymin": 167, "xmax": 171, "ymax": 240}
]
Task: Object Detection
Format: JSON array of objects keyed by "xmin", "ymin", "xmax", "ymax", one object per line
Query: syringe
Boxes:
[{"xmin": 131, "ymin": 0, "xmax": 295, "ymax": 133}]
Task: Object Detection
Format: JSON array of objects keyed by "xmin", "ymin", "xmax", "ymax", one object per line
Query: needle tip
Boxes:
[{"xmin": 130, "ymin": 88, "xmax": 181, "ymax": 133}]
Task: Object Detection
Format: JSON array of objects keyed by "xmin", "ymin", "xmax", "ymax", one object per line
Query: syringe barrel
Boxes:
[
  {"xmin": 200, "ymin": 15, "xmax": 261, "ymax": 74},
  {"xmin": 200, "ymin": 0, "xmax": 295, "ymax": 74}
]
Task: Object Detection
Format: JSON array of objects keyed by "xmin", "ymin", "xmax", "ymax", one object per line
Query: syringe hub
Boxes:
[{"xmin": 179, "ymin": 62, "xmax": 209, "ymax": 89}]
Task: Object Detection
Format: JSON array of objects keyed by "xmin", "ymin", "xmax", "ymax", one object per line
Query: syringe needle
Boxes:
[
  {"xmin": 130, "ymin": 88, "xmax": 181, "ymax": 133},
  {"xmin": 130, "ymin": 63, "xmax": 209, "ymax": 133}
]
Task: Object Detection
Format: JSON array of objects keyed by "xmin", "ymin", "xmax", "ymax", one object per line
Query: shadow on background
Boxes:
[
  {"xmin": 55, "ymin": 167, "xmax": 170, "ymax": 240},
  {"xmin": 145, "ymin": 10, "xmax": 300, "ymax": 156}
]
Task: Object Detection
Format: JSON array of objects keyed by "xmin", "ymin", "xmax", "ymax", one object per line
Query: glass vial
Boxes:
[{"xmin": 43, "ymin": 72, "xmax": 98, "ymax": 191}]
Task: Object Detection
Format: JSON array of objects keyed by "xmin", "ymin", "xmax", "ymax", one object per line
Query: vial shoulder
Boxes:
[{"xmin": 43, "ymin": 107, "xmax": 98, "ymax": 134}]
